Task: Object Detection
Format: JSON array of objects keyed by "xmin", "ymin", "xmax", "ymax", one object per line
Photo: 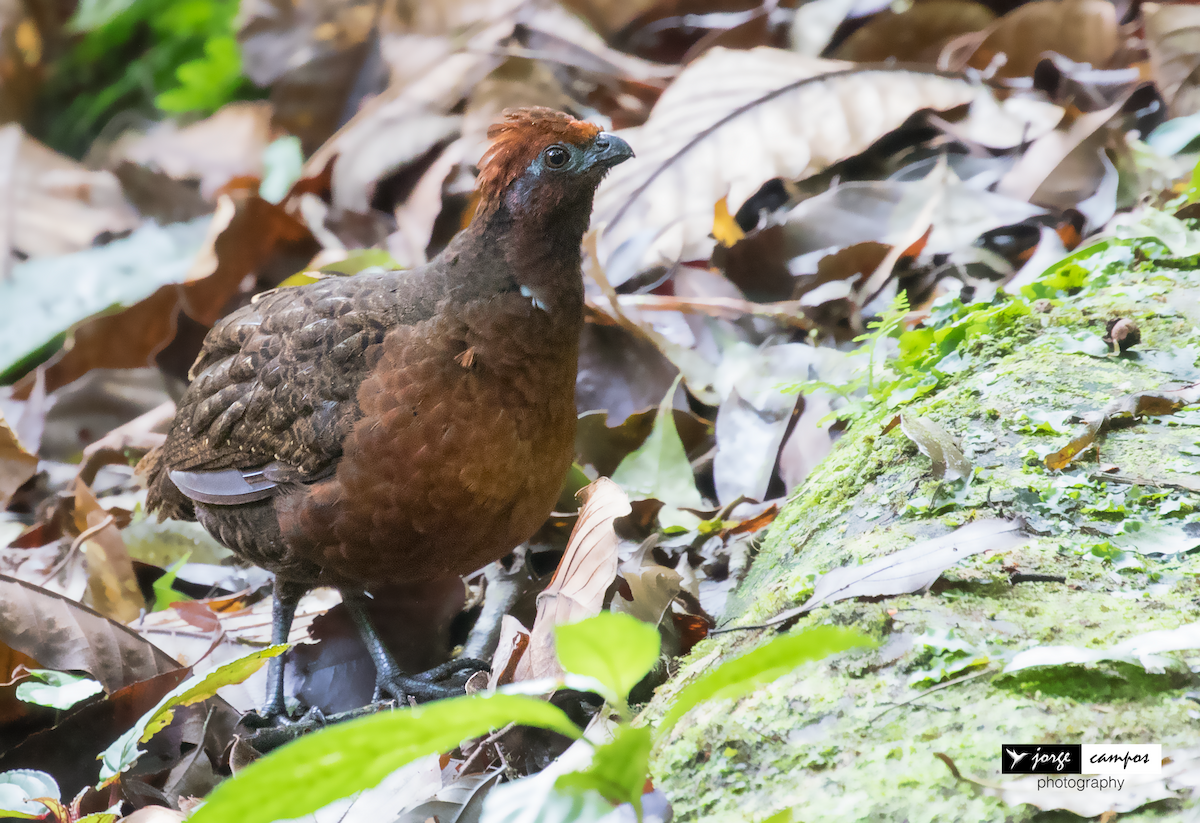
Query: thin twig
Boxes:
[
  {"xmin": 459, "ymin": 722, "xmax": 516, "ymax": 775},
  {"xmin": 868, "ymin": 667, "xmax": 993, "ymax": 723},
  {"xmin": 40, "ymin": 515, "xmax": 114, "ymax": 584}
]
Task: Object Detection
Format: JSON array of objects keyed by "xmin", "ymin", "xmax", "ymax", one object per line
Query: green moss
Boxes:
[{"xmin": 647, "ymin": 255, "xmax": 1200, "ymax": 821}]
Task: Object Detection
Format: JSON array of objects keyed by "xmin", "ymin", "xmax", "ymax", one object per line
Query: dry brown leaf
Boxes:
[
  {"xmin": 833, "ymin": 0, "xmax": 996, "ymax": 65},
  {"xmin": 0, "ymin": 1, "xmax": 41, "ymax": 126},
  {"xmin": 975, "ymin": 0, "xmax": 1119, "ymax": 79},
  {"xmin": 1045, "ymin": 383, "xmax": 1200, "ymax": 470},
  {"xmin": 487, "ymin": 613, "xmax": 531, "ymax": 688},
  {"xmin": 1144, "ymin": 2, "xmax": 1200, "ymax": 117},
  {"xmin": 103, "ymin": 102, "xmax": 274, "ymax": 200},
  {"xmin": 0, "ymin": 124, "xmax": 140, "ymax": 260},
  {"xmin": 516, "ymin": 478, "xmax": 630, "ymax": 681},
  {"xmin": 0, "ymin": 411, "xmax": 37, "ymax": 509},
  {"xmin": 74, "ymin": 479, "xmax": 145, "ymax": 623},
  {"xmin": 592, "ymin": 47, "xmax": 979, "ymax": 282},
  {"xmin": 0, "ymin": 574, "xmax": 178, "ymax": 692}
]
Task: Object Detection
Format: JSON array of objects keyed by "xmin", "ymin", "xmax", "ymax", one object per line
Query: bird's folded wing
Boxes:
[{"xmin": 160, "ymin": 270, "xmax": 439, "ymax": 481}]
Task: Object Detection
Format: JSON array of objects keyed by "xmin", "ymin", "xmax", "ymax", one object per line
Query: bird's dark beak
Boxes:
[{"xmin": 587, "ymin": 132, "xmax": 634, "ymax": 169}]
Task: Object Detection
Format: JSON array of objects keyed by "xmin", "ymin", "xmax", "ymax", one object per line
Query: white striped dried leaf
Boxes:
[{"xmin": 591, "ymin": 47, "xmax": 981, "ymax": 284}]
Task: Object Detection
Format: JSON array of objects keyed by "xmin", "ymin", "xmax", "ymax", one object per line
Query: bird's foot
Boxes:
[
  {"xmin": 240, "ymin": 703, "xmax": 325, "ymax": 730},
  {"xmin": 374, "ymin": 658, "xmax": 491, "ymax": 705}
]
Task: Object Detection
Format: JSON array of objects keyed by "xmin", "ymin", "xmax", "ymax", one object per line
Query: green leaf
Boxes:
[
  {"xmin": 319, "ymin": 249, "xmax": 403, "ymax": 276},
  {"xmin": 259, "ymin": 136, "xmax": 304, "ymax": 204},
  {"xmin": 151, "ymin": 552, "xmax": 193, "ymax": 611},
  {"xmin": 555, "ymin": 613, "xmax": 660, "ymax": 709},
  {"xmin": 188, "ymin": 693, "xmax": 581, "ymax": 823},
  {"xmin": 611, "ymin": 375, "xmax": 703, "ymax": 509},
  {"xmin": 155, "ymin": 35, "xmax": 245, "ymax": 114},
  {"xmin": 0, "ymin": 769, "xmax": 59, "ymax": 818},
  {"xmin": 657, "ymin": 625, "xmax": 875, "ymax": 734},
  {"xmin": 15, "ymin": 669, "xmax": 104, "ymax": 710},
  {"xmin": 556, "ymin": 725, "xmax": 652, "ymax": 813},
  {"xmin": 98, "ymin": 645, "xmax": 287, "ymax": 783}
]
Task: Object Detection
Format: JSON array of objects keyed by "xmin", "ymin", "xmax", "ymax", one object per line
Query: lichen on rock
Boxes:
[{"xmin": 645, "ymin": 239, "xmax": 1200, "ymax": 822}]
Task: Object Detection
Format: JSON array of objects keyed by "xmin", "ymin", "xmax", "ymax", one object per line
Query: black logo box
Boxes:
[{"xmin": 1001, "ymin": 744, "xmax": 1082, "ymax": 774}]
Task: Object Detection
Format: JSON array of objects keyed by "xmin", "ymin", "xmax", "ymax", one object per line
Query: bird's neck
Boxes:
[{"xmin": 459, "ymin": 194, "xmax": 592, "ymax": 317}]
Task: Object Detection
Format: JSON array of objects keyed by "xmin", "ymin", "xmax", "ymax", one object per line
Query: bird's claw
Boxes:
[
  {"xmin": 240, "ymin": 703, "xmax": 325, "ymax": 730},
  {"xmin": 374, "ymin": 658, "xmax": 491, "ymax": 705}
]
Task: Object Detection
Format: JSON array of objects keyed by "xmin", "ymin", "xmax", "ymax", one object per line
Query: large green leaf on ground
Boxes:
[{"xmin": 187, "ymin": 693, "xmax": 583, "ymax": 823}]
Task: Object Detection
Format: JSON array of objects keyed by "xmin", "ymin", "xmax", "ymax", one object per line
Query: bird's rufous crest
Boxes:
[{"xmin": 475, "ymin": 107, "xmax": 603, "ymax": 205}]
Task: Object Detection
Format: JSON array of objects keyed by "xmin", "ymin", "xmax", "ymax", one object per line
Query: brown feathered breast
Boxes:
[{"xmin": 143, "ymin": 108, "xmax": 632, "ymax": 590}]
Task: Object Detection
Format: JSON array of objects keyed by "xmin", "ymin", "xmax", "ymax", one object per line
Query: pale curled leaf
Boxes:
[
  {"xmin": 593, "ymin": 47, "xmax": 979, "ymax": 281},
  {"xmin": 0, "ymin": 123, "xmax": 140, "ymax": 260},
  {"xmin": 0, "ymin": 769, "xmax": 60, "ymax": 819},
  {"xmin": 900, "ymin": 413, "xmax": 972, "ymax": 481},
  {"xmin": 1006, "ymin": 620, "xmax": 1200, "ymax": 675},
  {"xmin": 520, "ymin": 479, "xmax": 630, "ymax": 680},
  {"xmin": 14, "ymin": 669, "xmax": 103, "ymax": 709},
  {"xmin": 762, "ymin": 519, "xmax": 1028, "ymax": 626}
]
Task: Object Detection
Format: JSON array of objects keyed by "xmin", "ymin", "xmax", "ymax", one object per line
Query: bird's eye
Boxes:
[{"xmin": 544, "ymin": 146, "xmax": 569, "ymax": 169}]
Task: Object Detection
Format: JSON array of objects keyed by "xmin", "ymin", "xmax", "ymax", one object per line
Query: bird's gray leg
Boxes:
[
  {"xmin": 342, "ymin": 592, "xmax": 488, "ymax": 704},
  {"xmin": 259, "ymin": 577, "xmax": 306, "ymax": 720}
]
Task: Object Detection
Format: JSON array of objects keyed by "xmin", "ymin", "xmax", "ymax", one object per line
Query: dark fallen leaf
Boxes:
[
  {"xmin": 576, "ymin": 323, "xmax": 683, "ymax": 428},
  {"xmin": 0, "ymin": 574, "xmax": 180, "ymax": 694},
  {"xmin": 0, "ymin": 667, "xmax": 189, "ymax": 798}
]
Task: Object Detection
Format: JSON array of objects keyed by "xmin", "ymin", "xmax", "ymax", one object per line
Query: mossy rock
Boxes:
[{"xmin": 646, "ymin": 247, "xmax": 1200, "ymax": 821}]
